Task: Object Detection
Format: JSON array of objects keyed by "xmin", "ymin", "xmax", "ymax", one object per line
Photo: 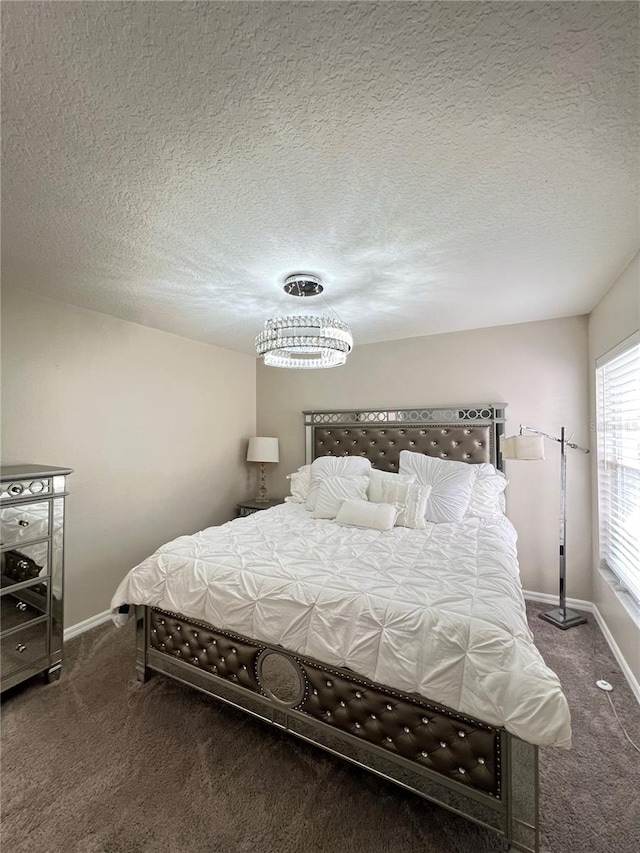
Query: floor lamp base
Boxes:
[{"xmin": 539, "ymin": 607, "xmax": 588, "ymax": 630}]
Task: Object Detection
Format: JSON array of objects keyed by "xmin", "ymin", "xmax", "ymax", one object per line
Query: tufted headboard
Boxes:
[{"xmin": 304, "ymin": 404, "xmax": 507, "ymax": 473}]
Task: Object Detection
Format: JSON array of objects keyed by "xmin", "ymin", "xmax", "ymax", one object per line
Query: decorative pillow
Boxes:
[
  {"xmin": 284, "ymin": 465, "xmax": 312, "ymax": 503},
  {"xmin": 474, "ymin": 462, "xmax": 498, "ymax": 477},
  {"xmin": 472, "ymin": 463, "xmax": 507, "ymax": 512},
  {"xmin": 311, "ymin": 475, "xmax": 370, "ymax": 519},
  {"xmin": 465, "ymin": 472, "xmax": 508, "ymax": 518},
  {"xmin": 398, "ymin": 450, "xmax": 478, "ymax": 524},
  {"xmin": 383, "ymin": 481, "xmax": 433, "ymax": 529},
  {"xmin": 335, "ymin": 500, "xmax": 400, "ymax": 531},
  {"xmin": 306, "ymin": 456, "xmax": 372, "ymax": 511},
  {"xmin": 367, "ymin": 469, "xmax": 416, "ymax": 503}
]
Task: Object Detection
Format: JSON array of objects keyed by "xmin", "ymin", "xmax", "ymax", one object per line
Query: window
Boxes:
[{"xmin": 596, "ymin": 332, "xmax": 640, "ymax": 603}]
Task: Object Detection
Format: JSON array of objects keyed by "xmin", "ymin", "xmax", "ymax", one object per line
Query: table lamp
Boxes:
[{"xmin": 246, "ymin": 437, "xmax": 279, "ymax": 502}]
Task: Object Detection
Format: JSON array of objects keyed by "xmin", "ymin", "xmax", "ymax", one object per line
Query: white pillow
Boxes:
[
  {"xmin": 465, "ymin": 472, "xmax": 508, "ymax": 518},
  {"xmin": 311, "ymin": 475, "xmax": 370, "ymax": 519},
  {"xmin": 383, "ymin": 480, "xmax": 433, "ymax": 529},
  {"xmin": 336, "ymin": 500, "xmax": 400, "ymax": 531},
  {"xmin": 398, "ymin": 450, "xmax": 478, "ymax": 524},
  {"xmin": 472, "ymin": 463, "xmax": 507, "ymax": 512},
  {"xmin": 368, "ymin": 469, "xmax": 416, "ymax": 503},
  {"xmin": 284, "ymin": 465, "xmax": 312, "ymax": 503},
  {"xmin": 306, "ymin": 456, "xmax": 372, "ymax": 511},
  {"xmin": 474, "ymin": 463, "xmax": 499, "ymax": 477}
]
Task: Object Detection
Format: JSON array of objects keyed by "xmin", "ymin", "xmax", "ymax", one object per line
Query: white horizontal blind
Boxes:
[{"xmin": 596, "ymin": 334, "xmax": 640, "ymax": 603}]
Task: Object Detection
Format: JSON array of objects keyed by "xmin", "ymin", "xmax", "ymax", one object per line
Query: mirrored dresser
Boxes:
[{"xmin": 1, "ymin": 465, "xmax": 73, "ymax": 692}]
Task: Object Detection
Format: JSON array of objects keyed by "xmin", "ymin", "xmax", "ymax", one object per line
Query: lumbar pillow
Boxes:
[
  {"xmin": 367, "ymin": 469, "xmax": 416, "ymax": 503},
  {"xmin": 398, "ymin": 450, "xmax": 478, "ymax": 523},
  {"xmin": 311, "ymin": 475, "xmax": 370, "ymax": 519},
  {"xmin": 284, "ymin": 465, "xmax": 312, "ymax": 503},
  {"xmin": 306, "ymin": 456, "xmax": 372, "ymax": 511},
  {"xmin": 335, "ymin": 500, "xmax": 400, "ymax": 531}
]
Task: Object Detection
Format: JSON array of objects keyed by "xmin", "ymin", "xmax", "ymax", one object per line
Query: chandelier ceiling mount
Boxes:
[{"xmin": 283, "ymin": 273, "xmax": 324, "ymax": 298}]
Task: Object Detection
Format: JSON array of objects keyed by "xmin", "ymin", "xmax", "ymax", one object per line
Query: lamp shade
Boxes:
[
  {"xmin": 501, "ymin": 434, "xmax": 545, "ymax": 460},
  {"xmin": 247, "ymin": 437, "xmax": 279, "ymax": 463}
]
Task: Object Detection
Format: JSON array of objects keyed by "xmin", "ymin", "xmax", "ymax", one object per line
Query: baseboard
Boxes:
[
  {"xmin": 523, "ymin": 590, "xmax": 594, "ymax": 613},
  {"xmin": 64, "ymin": 609, "xmax": 112, "ymax": 641},
  {"xmin": 590, "ymin": 606, "xmax": 640, "ymax": 705},
  {"xmin": 524, "ymin": 590, "xmax": 639, "ymax": 705}
]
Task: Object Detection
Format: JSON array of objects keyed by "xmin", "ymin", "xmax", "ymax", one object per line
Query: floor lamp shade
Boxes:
[
  {"xmin": 501, "ymin": 434, "xmax": 545, "ymax": 460},
  {"xmin": 246, "ymin": 437, "xmax": 279, "ymax": 464}
]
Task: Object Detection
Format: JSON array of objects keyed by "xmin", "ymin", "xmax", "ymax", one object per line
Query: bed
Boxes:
[{"xmin": 112, "ymin": 404, "xmax": 568, "ymax": 853}]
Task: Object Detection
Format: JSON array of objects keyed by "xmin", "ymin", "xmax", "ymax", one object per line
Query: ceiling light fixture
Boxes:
[{"xmin": 255, "ymin": 274, "xmax": 353, "ymax": 369}]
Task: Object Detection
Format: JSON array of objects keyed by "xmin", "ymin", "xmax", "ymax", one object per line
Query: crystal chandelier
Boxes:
[{"xmin": 255, "ymin": 274, "xmax": 353, "ymax": 369}]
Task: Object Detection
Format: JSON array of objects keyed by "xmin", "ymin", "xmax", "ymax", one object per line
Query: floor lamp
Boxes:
[{"xmin": 501, "ymin": 425, "xmax": 590, "ymax": 630}]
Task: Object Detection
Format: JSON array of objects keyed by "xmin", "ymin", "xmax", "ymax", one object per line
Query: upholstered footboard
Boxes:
[{"xmin": 136, "ymin": 606, "xmax": 538, "ymax": 852}]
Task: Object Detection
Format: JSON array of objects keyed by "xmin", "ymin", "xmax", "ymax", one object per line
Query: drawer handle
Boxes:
[
  {"xmin": 17, "ymin": 560, "xmax": 29, "ymax": 570},
  {"xmin": 16, "ymin": 643, "xmax": 27, "ymax": 653},
  {"xmin": 8, "ymin": 484, "xmax": 24, "ymax": 496},
  {"xmin": 18, "ymin": 520, "xmax": 29, "ymax": 527},
  {"xmin": 16, "ymin": 602, "xmax": 28, "ymax": 612}
]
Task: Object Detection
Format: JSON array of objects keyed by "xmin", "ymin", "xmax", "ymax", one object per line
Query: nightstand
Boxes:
[{"xmin": 237, "ymin": 498, "xmax": 284, "ymax": 518}]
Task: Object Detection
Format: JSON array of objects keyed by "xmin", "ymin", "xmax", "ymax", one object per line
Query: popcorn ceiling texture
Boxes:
[{"xmin": 2, "ymin": 1, "xmax": 638, "ymax": 354}]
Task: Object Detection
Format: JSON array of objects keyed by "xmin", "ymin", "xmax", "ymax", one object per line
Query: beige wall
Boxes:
[
  {"xmin": 587, "ymin": 253, "xmax": 640, "ymax": 681},
  {"xmin": 1, "ymin": 289, "xmax": 256, "ymax": 628},
  {"xmin": 257, "ymin": 316, "xmax": 592, "ymax": 599}
]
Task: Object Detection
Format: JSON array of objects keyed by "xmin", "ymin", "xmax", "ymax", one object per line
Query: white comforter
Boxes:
[{"xmin": 111, "ymin": 503, "xmax": 571, "ymax": 748}]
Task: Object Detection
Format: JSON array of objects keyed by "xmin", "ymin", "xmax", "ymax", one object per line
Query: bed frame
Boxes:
[{"xmin": 135, "ymin": 403, "xmax": 540, "ymax": 852}]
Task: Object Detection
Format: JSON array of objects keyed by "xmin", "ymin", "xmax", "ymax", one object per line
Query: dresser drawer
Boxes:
[
  {"xmin": 1, "ymin": 621, "xmax": 48, "ymax": 679},
  {"xmin": 0, "ymin": 578, "xmax": 49, "ymax": 634},
  {"xmin": 0, "ymin": 501, "xmax": 50, "ymax": 548},
  {"xmin": 1, "ymin": 543, "xmax": 49, "ymax": 590}
]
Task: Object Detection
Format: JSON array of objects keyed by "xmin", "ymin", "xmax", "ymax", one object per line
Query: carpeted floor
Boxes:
[{"xmin": 1, "ymin": 601, "xmax": 638, "ymax": 853}]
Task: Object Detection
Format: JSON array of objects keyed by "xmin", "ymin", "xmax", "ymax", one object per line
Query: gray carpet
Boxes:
[{"xmin": 1, "ymin": 601, "xmax": 638, "ymax": 853}]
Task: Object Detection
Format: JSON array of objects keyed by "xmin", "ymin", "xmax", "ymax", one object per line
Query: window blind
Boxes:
[{"xmin": 596, "ymin": 333, "xmax": 640, "ymax": 603}]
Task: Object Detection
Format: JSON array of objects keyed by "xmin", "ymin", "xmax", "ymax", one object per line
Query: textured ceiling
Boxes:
[{"xmin": 2, "ymin": 1, "xmax": 638, "ymax": 355}]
